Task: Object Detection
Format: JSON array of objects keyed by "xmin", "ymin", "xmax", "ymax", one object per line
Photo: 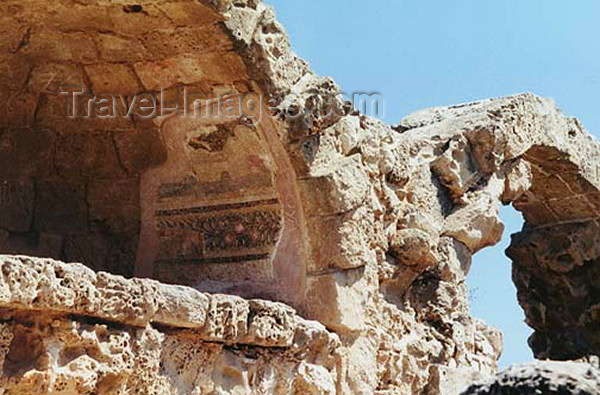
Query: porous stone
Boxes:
[
  {"xmin": 0, "ymin": 0, "xmax": 599, "ymax": 393},
  {"xmin": 461, "ymin": 361, "xmax": 600, "ymax": 394}
]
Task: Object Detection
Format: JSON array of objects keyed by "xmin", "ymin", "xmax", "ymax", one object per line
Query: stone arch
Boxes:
[
  {"xmin": 0, "ymin": 1, "xmax": 598, "ymax": 392},
  {"xmin": 508, "ymin": 145, "xmax": 600, "ymax": 360},
  {"xmin": 398, "ymin": 93, "xmax": 600, "ymax": 364}
]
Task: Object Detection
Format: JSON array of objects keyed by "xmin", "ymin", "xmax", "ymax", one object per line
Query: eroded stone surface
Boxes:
[
  {"xmin": 0, "ymin": 0, "xmax": 599, "ymax": 393},
  {"xmin": 0, "ymin": 255, "xmax": 341, "ymax": 393},
  {"xmin": 461, "ymin": 361, "xmax": 600, "ymax": 395}
]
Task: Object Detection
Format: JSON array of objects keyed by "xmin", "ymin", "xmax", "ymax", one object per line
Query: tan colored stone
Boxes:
[
  {"xmin": 306, "ymin": 267, "xmax": 370, "ymax": 332},
  {"xmin": 306, "ymin": 206, "xmax": 374, "ymax": 274},
  {"xmin": 0, "ymin": 54, "xmax": 31, "ymax": 94},
  {"xmin": 107, "ymin": 3, "xmax": 173, "ymax": 37},
  {"xmin": 294, "ymin": 362, "xmax": 336, "ymax": 394},
  {"xmin": 298, "ymin": 155, "xmax": 370, "ymax": 216},
  {"xmin": 139, "ymin": 26, "xmax": 233, "ymax": 59},
  {"xmin": 200, "ymin": 294, "xmax": 249, "ymax": 343},
  {"xmin": 157, "ymin": 2, "xmax": 222, "ymax": 26},
  {"xmin": 443, "ymin": 190, "xmax": 505, "ymax": 253},
  {"xmin": 153, "ymin": 282, "xmax": 210, "ymax": 328},
  {"xmin": 244, "ymin": 299, "xmax": 296, "ymax": 346},
  {"xmin": 389, "ymin": 228, "xmax": 438, "ymax": 267},
  {"xmin": 502, "ymin": 158, "xmax": 533, "ymax": 204},
  {"xmin": 0, "ymin": 1, "xmax": 600, "ymax": 393},
  {"xmin": 431, "ymin": 135, "xmax": 480, "ymax": 203},
  {"xmin": 134, "ymin": 53, "xmax": 246, "ymax": 90}
]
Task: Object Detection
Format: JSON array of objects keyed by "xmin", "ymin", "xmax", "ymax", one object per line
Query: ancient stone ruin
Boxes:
[{"xmin": 0, "ymin": 0, "xmax": 599, "ymax": 393}]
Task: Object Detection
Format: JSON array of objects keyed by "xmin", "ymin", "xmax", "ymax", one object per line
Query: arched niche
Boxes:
[{"xmin": 0, "ymin": 0, "xmax": 310, "ymax": 306}]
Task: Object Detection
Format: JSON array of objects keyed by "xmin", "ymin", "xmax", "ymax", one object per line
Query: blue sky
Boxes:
[{"xmin": 267, "ymin": 0, "xmax": 600, "ymax": 367}]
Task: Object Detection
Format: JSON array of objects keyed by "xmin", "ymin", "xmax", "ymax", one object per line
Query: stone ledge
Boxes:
[{"xmin": 0, "ymin": 255, "xmax": 336, "ymax": 348}]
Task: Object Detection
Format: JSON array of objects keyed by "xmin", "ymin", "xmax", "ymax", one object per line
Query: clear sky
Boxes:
[{"xmin": 266, "ymin": 0, "xmax": 600, "ymax": 367}]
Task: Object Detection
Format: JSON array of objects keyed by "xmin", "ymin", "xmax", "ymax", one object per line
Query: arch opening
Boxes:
[{"xmin": 467, "ymin": 206, "xmax": 533, "ymax": 367}]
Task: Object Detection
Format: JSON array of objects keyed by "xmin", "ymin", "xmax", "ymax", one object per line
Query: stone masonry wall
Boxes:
[{"xmin": 0, "ymin": 0, "xmax": 599, "ymax": 393}]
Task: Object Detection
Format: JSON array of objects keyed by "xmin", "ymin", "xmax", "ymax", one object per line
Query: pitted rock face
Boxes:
[
  {"xmin": 461, "ymin": 361, "xmax": 600, "ymax": 395},
  {"xmin": 0, "ymin": 0, "xmax": 599, "ymax": 394},
  {"xmin": 0, "ymin": 0, "xmax": 312, "ymax": 307},
  {"xmin": 0, "ymin": 256, "xmax": 342, "ymax": 393}
]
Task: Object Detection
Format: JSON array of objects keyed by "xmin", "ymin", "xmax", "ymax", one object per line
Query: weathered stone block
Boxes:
[
  {"xmin": 93, "ymin": 273, "xmax": 157, "ymax": 326},
  {"xmin": 1, "ymin": 0, "xmax": 600, "ymax": 391},
  {"xmin": 528, "ymin": 170, "xmax": 573, "ymax": 200},
  {"xmin": 153, "ymin": 283, "xmax": 210, "ymax": 328},
  {"xmin": 244, "ymin": 300, "xmax": 296, "ymax": 347},
  {"xmin": 157, "ymin": 2, "xmax": 222, "ymax": 26},
  {"xmin": 461, "ymin": 361, "xmax": 600, "ymax": 395},
  {"xmin": 298, "ymin": 155, "xmax": 370, "ymax": 216},
  {"xmin": 134, "ymin": 53, "xmax": 245, "ymax": 90},
  {"xmin": 287, "ymin": 134, "xmax": 322, "ymax": 176},
  {"xmin": 443, "ymin": 190, "xmax": 504, "ymax": 253},
  {"xmin": 139, "ymin": 26, "xmax": 233, "ymax": 60},
  {"xmin": 546, "ymin": 196, "xmax": 596, "ymax": 223},
  {"xmin": 306, "ymin": 267, "xmax": 369, "ymax": 333},
  {"xmin": 513, "ymin": 196, "xmax": 560, "ymax": 227},
  {"xmin": 431, "ymin": 135, "xmax": 480, "ymax": 202},
  {"xmin": 294, "ymin": 362, "xmax": 336, "ymax": 395},
  {"xmin": 306, "ymin": 206, "xmax": 373, "ymax": 274},
  {"xmin": 0, "ymin": 94, "xmax": 38, "ymax": 129},
  {"xmin": 154, "ymin": 260, "xmax": 273, "ymax": 289},
  {"xmin": 0, "ymin": 16, "xmax": 28, "ymax": 52},
  {"xmin": 35, "ymin": 93, "xmax": 136, "ymax": 133},
  {"xmin": 502, "ymin": 158, "xmax": 533, "ymax": 204},
  {"xmin": 107, "ymin": 4, "xmax": 173, "ymax": 37},
  {"xmin": 224, "ymin": 3, "xmax": 264, "ymax": 44},
  {"xmin": 201, "ymin": 294, "xmax": 249, "ymax": 343},
  {"xmin": 0, "ymin": 232, "xmax": 63, "ymax": 259},
  {"xmin": 133, "ymin": 61, "xmax": 185, "ymax": 91},
  {"xmin": 389, "ymin": 228, "xmax": 437, "ymax": 267},
  {"xmin": 32, "ymin": 2, "xmax": 113, "ymax": 32},
  {"xmin": 587, "ymin": 192, "xmax": 600, "ymax": 212}
]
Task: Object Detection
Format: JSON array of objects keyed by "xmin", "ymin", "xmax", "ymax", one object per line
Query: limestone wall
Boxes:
[
  {"xmin": 0, "ymin": 256, "xmax": 340, "ymax": 393},
  {"xmin": 0, "ymin": 0, "xmax": 599, "ymax": 393}
]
